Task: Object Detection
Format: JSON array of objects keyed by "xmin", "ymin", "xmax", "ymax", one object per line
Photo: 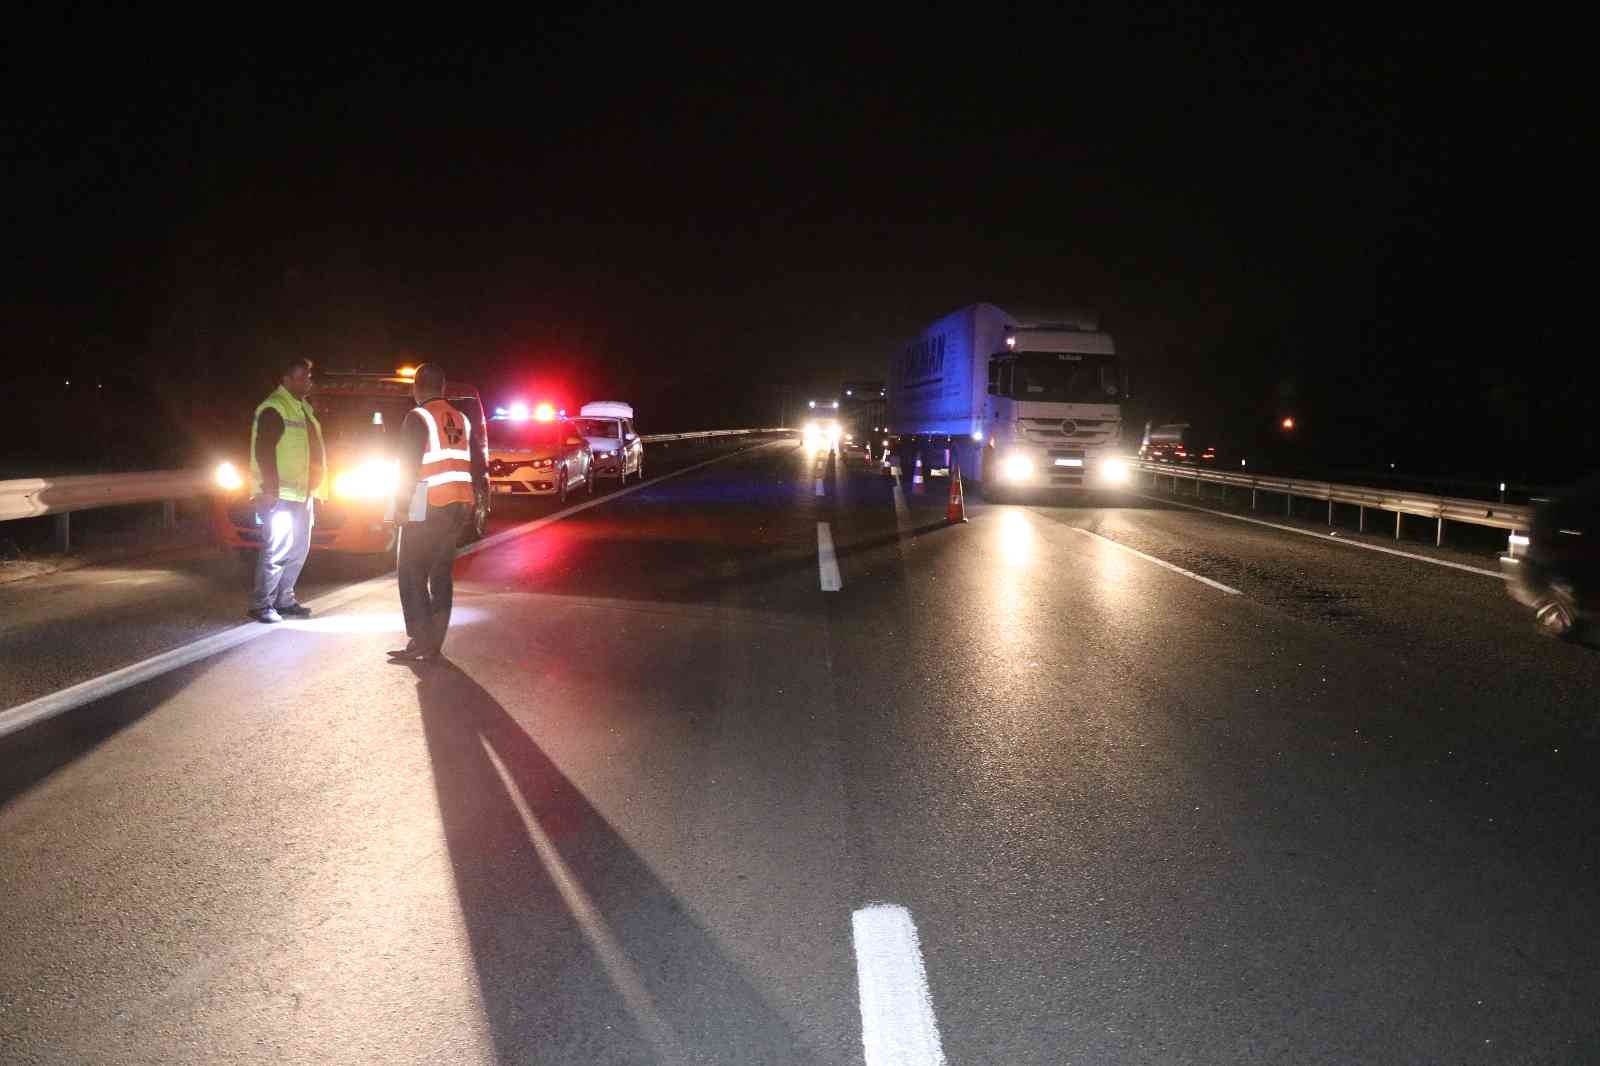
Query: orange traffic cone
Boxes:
[{"xmin": 947, "ymin": 464, "xmax": 968, "ymax": 523}]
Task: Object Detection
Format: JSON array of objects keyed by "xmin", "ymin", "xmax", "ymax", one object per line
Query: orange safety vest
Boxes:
[{"xmin": 412, "ymin": 399, "xmax": 475, "ymax": 508}]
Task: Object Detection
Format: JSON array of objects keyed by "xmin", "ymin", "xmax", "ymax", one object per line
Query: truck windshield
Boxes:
[
  {"xmin": 310, "ymin": 395, "xmax": 416, "ymax": 452},
  {"xmin": 311, "ymin": 394, "xmax": 487, "ymax": 452},
  {"xmin": 1005, "ymin": 353, "xmax": 1122, "ymax": 403}
]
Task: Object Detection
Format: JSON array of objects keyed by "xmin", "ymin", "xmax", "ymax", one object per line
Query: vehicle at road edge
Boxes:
[
  {"xmin": 575, "ymin": 401, "xmax": 644, "ymax": 483},
  {"xmin": 1502, "ymin": 474, "xmax": 1599, "ymax": 638},
  {"xmin": 211, "ymin": 369, "xmax": 491, "ymax": 559},
  {"xmin": 486, "ymin": 410, "xmax": 594, "ymax": 503}
]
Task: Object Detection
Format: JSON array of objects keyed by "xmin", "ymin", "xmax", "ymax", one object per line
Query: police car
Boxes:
[{"xmin": 486, "ymin": 402, "xmax": 595, "ymax": 502}]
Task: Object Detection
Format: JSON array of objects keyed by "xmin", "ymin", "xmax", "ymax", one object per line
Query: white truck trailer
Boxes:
[{"xmin": 885, "ymin": 303, "xmax": 1130, "ymax": 497}]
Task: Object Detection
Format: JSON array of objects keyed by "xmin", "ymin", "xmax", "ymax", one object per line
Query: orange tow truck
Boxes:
[{"xmin": 211, "ymin": 369, "xmax": 491, "ymax": 559}]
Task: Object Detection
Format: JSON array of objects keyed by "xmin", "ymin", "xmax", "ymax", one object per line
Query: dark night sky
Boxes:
[{"xmin": 3, "ymin": 11, "xmax": 1591, "ymax": 479}]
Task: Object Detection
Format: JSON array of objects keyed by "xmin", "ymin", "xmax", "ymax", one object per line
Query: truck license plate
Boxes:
[{"xmin": 1054, "ymin": 458, "xmax": 1084, "ymax": 467}]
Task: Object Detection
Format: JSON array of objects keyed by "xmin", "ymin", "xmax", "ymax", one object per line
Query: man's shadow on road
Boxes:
[{"xmin": 408, "ymin": 659, "xmax": 838, "ymax": 1065}]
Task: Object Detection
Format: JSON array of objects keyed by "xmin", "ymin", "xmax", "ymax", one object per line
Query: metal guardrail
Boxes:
[
  {"xmin": 0, "ymin": 428, "xmax": 795, "ymax": 551},
  {"xmin": 639, "ymin": 427, "xmax": 791, "ymax": 443},
  {"xmin": 1137, "ymin": 461, "xmax": 1533, "ymax": 548}
]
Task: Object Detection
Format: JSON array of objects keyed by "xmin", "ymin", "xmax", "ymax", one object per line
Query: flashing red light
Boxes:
[
  {"xmin": 1281, "ymin": 416, "xmax": 1296, "ymax": 431},
  {"xmin": 508, "ymin": 401, "xmax": 530, "ymax": 421},
  {"xmin": 534, "ymin": 402, "xmax": 556, "ymax": 422}
]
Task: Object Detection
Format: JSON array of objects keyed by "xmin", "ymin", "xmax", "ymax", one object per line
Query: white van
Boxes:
[{"xmin": 575, "ymin": 401, "xmax": 644, "ymax": 483}]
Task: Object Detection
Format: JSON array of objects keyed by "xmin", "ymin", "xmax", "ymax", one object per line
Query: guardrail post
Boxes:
[
  {"xmin": 1436, "ymin": 516, "xmax": 1444, "ymax": 547},
  {"xmin": 1395, "ymin": 511, "xmax": 1403, "ymax": 540},
  {"xmin": 1327, "ymin": 498, "xmax": 1333, "ymax": 525},
  {"xmin": 1286, "ymin": 493, "xmax": 1293, "ymax": 517},
  {"xmin": 1250, "ymin": 487, "xmax": 1257, "ymax": 511},
  {"xmin": 162, "ymin": 499, "xmax": 177, "ymax": 529},
  {"xmin": 54, "ymin": 512, "xmax": 71, "ymax": 553},
  {"xmin": 1358, "ymin": 505, "xmax": 1366, "ymax": 533}
]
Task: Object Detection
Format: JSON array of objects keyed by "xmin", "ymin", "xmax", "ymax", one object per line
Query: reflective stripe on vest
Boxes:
[{"xmin": 413, "ymin": 401, "xmax": 475, "ymax": 507}]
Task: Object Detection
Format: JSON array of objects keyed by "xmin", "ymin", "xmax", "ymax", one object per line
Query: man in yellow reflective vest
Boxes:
[
  {"xmin": 247, "ymin": 357, "xmax": 328, "ymax": 623},
  {"xmin": 387, "ymin": 362, "xmax": 486, "ymax": 660}
]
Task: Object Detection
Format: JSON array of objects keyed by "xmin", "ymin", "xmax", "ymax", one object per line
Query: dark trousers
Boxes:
[{"xmin": 397, "ymin": 502, "xmax": 468, "ymax": 649}]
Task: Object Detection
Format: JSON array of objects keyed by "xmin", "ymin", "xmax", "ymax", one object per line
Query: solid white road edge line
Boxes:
[
  {"xmin": 0, "ymin": 442, "xmax": 777, "ymax": 740},
  {"xmin": 1133, "ymin": 491, "xmax": 1506, "ymax": 579},
  {"xmin": 1075, "ymin": 527, "xmax": 1242, "ymax": 595},
  {"xmin": 852, "ymin": 904, "xmax": 948, "ymax": 1066},
  {"xmin": 817, "ymin": 522, "xmax": 843, "ymax": 591}
]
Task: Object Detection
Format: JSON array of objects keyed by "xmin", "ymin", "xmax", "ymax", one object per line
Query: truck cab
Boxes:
[
  {"xmin": 211, "ymin": 370, "xmax": 491, "ymax": 557},
  {"xmin": 978, "ymin": 325, "xmax": 1130, "ymax": 494}
]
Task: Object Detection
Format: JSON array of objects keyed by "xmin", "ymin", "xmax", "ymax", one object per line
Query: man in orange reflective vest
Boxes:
[{"xmin": 388, "ymin": 362, "xmax": 486, "ymax": 660}]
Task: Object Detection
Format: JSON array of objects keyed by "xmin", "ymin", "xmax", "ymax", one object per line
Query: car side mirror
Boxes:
[{"xmin": 625, "ymin": 432, "xmax": 637, "ymax": 441}]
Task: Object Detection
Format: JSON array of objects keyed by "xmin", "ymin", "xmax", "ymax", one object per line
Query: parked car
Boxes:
[
  {"xmin": 1502, "ymin": 475, "xmax": 1600, "ymax": 638},
  {"xmin": 486, "ymin": 414, "xmax": 593, "ymax": 502},
  {"xmin": 575, "ymin": 401, "xmax": 644, "ymax": 483}
]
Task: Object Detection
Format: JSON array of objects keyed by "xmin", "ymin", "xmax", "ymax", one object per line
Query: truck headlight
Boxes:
[
  {"xmin": 334, "ymin": 459, "xmax": 400, "ymax": 499},
  {"xmin": 1100, "ymin": 458, "xmax": 1129, "ymax": 484},
  {"xmin": 214, "ymin": 462, "xmax": 244, "ymax": 492},
  {"xmin": 1002, "ymin": 454, "xmax": 1034, "ymax": 482}
]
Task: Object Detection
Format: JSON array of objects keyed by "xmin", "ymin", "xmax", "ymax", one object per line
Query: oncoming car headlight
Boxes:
[
  {"xmin": 334, "ymin": 459, "xmax": 401, "ymax": 499},
  {"xmin": 1001, "ymin": 454, "xmax": 1034, "ymax": 482}
]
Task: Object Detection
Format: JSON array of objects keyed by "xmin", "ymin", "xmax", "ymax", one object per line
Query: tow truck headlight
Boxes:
[
  {"xmin": 214, "ymin": 462, "xmax": 244, "ymax": 492},
  {"xmin": 334, "ymin": 459, "xmax": 401, "ymax": 499},
  {"xmin": 1100, "ymin": 458, "xmax": 1129, "ymax": 484},
  {"xmin": 1001, "ymin": 453, "xmax": 1034, "ymax": 482}
]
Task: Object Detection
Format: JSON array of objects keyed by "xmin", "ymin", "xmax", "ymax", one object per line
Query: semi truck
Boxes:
[{"xmin": 885, "ymin": 303, "xmax": 1130, "ymax": 497}]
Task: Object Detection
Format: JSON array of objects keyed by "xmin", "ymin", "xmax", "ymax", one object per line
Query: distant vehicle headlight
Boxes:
[
  {"xmin": 1002, "ymin": 454, "xmax": 1034, "ymax": 482},
  {"xmin": 214, "ymin": 462, "xmax": 243, "ymax": 492},
  {"xmin": 1100, "ymin": 458, "xmax": 1129, "ymax": 484},
  {"xmin": 334, "ymin": 459, "xmax": 400, "ymax": 499}
]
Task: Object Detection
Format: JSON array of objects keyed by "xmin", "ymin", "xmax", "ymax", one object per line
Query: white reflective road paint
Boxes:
[
  {"xmin": 817, "ymin": 522, "xmax": 843, "ymax": 591},
  {"xmin": 1075, "ymin": 527, "xmax": 1242, "ymax": 595},
  {"xmin": 1134, "ymin": 492, "xmax": 1507, "ymax": 579},
  {"xmin": 852, "ymin": 904, "xmax": 947, "ymax": 1066},
  {"xmin": 892, "ymin": 483, "xmax": 910, "ymax": 533},
  {"xmin": 0, "ymin": 443, "xmax": 776, "ymax": 740}
]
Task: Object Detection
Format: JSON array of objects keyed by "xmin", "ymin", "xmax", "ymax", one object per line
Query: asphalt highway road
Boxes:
[{"xmin": 2, "ymin": 440, "xmax": 1597, "ymax": 1064}]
